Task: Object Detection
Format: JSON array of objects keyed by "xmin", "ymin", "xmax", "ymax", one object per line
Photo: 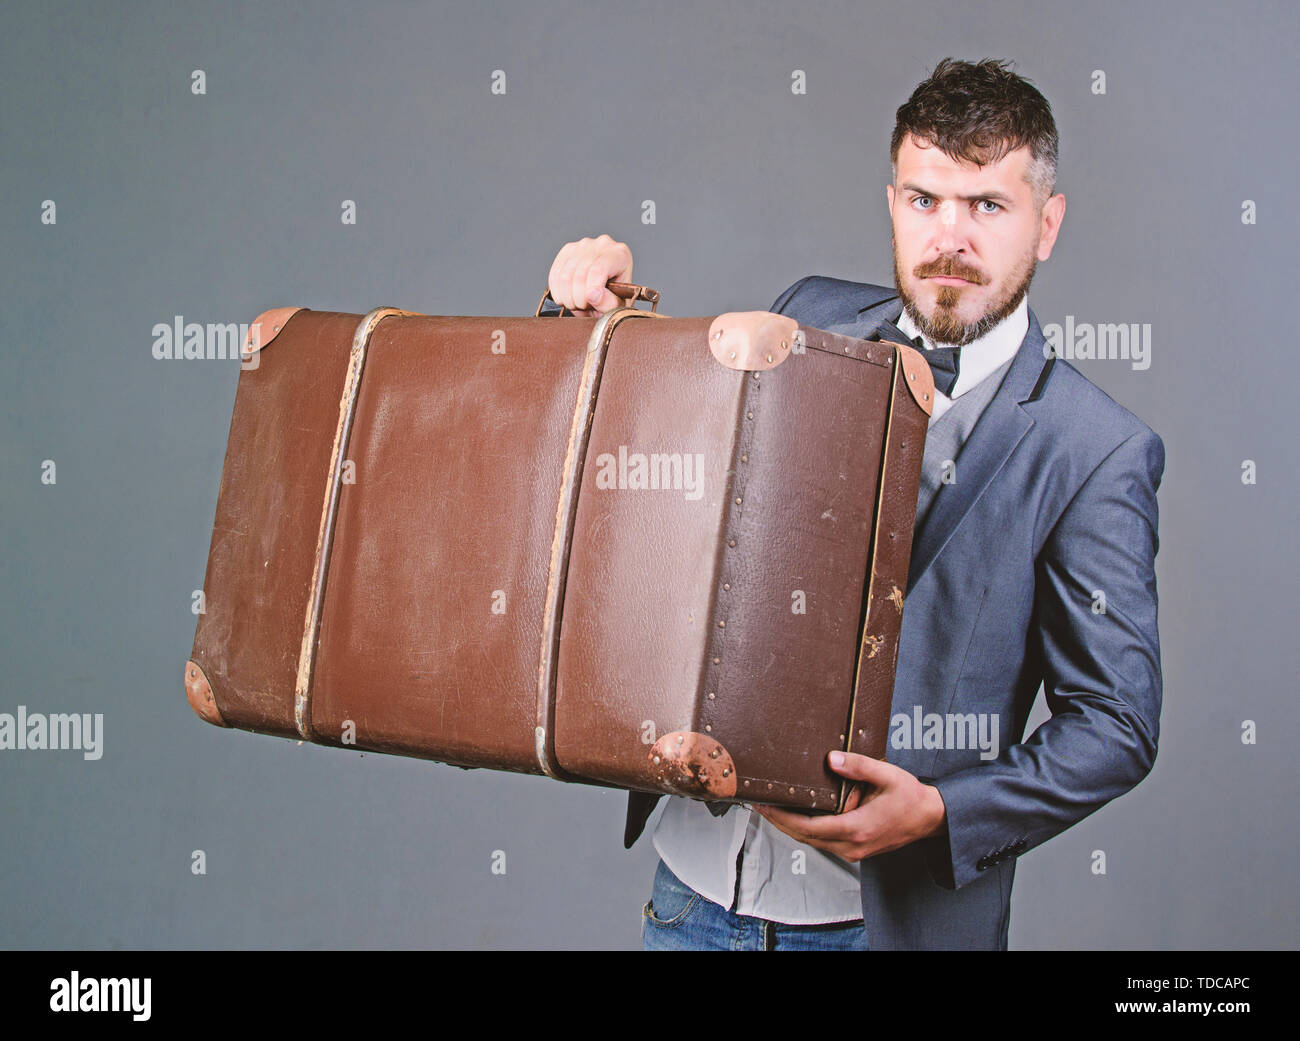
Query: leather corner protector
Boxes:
[
  {"xmin": 243, "ymin": 306, "xmax": 305, "ymax": 357},
  {"xmin": 892, "ymin": 341, "xmax": 934, "ymax": 415},
  {"xmin": 708, "ymin": 312, "xmax": 799, "ymax": 371},
  {"xmin": 649, "ymin": 731, "xmax": 738, "ymax": 799},
  {"xmin": 185, "ymin": 659, "xmax": 229, "ymax": 727}
]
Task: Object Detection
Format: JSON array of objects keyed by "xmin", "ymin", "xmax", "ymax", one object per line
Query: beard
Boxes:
[{"xmin": 893, "ymin": 239, "xmax": 1037, "ymax": 347}]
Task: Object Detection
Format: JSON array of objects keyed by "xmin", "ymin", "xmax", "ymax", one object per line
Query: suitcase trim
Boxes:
[
  {"xmin": 838, "ymin": 342, "xmax": 926, "ymax": 809},
  {"xmin": 648, "ymin": 731, "xmax": 738, "ymax": 799},
  {"xmin": 533, "ymin": 305, "xmax": 666, "ymax": 778},
  {"xmin": 707, "ymin": 311, "xmax": 799, "ymax": 371},
  {"xmin": 894, "ymin": 340, "xmax": 936, "ymax": 414},
  {"xmin": 293, "ymin": 306, "xmax": 425, "ymax": 739},
  {"xmin": 241, "ymin": 306, "xmax": 305, "ymax": 356},
  {"xmin": 184, "ymin": 659, "xmax": 229, "ymax": 727}
]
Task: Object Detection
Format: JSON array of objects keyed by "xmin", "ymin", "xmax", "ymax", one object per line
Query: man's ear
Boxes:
[
  {"xmin": 886, "ymin": 183, "xmax": 895, "ymax": 213},
  {"xmin": 1036, "ymin": 193, "xmax": 1066, "ymax": 261}
]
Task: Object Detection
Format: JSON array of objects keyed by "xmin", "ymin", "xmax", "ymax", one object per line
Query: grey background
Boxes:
[{"xmin": 1, "ymin": 0, "xmax": 1296, "ymax": 950}]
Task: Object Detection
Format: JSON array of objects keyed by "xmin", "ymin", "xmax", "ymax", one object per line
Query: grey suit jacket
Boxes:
[{"xmin": 769, "ymin": 275, "xmax": 1165, "ymax": 950}]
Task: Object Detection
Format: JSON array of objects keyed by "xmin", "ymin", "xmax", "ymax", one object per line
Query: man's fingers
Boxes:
[
  {"xmin": 757, "ymin": 803, "xmax": 862, "ymax": 843},
  {"xmin": 584, "ymin": 264, "xmax": 620, "ymax": 312},
  {"xmin": 756, "ymin": 806, "xmax": 868, "ymax": 861},
  {"xmin": 546, "ymin": 236, "xmax": 633, "ymax": 314},
  {"xmin": 827, "ymin": 750, "xmax": 893, "ymax": 784},
  {"xmin": 548, "ymin": 244, "xmax": 584, "ymax": 310}
]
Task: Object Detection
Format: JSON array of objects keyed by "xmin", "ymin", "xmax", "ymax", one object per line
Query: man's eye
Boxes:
[
  {"xmin": 975, "ymin": 200, "xmax": 1000, "ymax": 214},
  {"xmin": 912, "ymin": 196, "xmax": 933, "ymax": 210}
]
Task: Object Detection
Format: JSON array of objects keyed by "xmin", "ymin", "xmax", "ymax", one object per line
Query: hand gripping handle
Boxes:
[{"xmin": 535, "ymin": 280, "xmax": 661, "ymax": 317}]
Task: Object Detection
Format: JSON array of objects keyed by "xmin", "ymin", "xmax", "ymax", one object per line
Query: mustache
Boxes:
[{"xmin": 914, "ymin": 257, "xmax": 986, "ymax": 284}]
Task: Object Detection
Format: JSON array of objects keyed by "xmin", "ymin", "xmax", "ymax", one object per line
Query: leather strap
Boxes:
[
  {"xmin": 294, "ymin": 307, "xmax": 425, "ymax": 739},
  {"xmin": 535, "ymin": 307, "xmax": 665, "ymax": 778}
]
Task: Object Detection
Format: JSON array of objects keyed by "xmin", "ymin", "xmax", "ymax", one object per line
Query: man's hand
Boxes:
[
  {"xmin": 546, "ymin": 234, "xmax": 634, "ymax": 316},
  {"xmin": 753, "ymin": 751, "xmax": 947, "ymax": 863}
]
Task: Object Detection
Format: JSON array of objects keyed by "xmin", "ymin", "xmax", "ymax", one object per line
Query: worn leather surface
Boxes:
[
  {"xmin": 190, "ymin": 309, "xmax": 360, "ymax": 737},
  {"xmin": 189, "ymin": 307, "xmax": 928, "ymax": 810},
  {"xmin": 309, "ymin": 315, "xmax": 596, "ymax": 767}
]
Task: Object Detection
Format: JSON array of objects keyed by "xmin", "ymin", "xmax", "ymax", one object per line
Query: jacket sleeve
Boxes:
[{"xmin": 925, "ymin": 427, "xmax": 1166, "ymax": 890}]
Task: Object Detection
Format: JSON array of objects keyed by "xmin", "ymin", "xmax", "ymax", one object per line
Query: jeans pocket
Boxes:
[{"xmin": 642, "ymin": 860, "xmax": 702, "ymax": 929}]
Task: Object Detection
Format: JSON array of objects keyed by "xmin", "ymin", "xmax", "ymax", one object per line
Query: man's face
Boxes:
[{"xmin": 887, "ymin": 134, "xmax": 1065, "ymax": 346}]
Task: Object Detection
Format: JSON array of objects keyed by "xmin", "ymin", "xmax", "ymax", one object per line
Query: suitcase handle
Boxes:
[{"xmin": 535, "ymin": 280, "xmax": 661, "ymax": 317}]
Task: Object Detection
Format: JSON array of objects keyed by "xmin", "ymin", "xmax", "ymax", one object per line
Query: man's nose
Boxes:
[{"xmin": 933, "ymin": 199, "xmax": 970, "ymax": 253}]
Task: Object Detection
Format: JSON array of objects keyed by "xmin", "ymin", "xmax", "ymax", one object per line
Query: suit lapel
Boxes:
[
  {"xmin": 903, "ymin": 308, "xmax": 1054, "ymax": 593},
  {"xmin": 846, "ymin": 296, "xmax": 1055, "ymax": 595}
]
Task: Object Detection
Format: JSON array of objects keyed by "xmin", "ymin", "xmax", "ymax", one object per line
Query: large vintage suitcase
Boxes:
[{"xmin": 184, "ymin": 282, "xmax": 933, "ymax": 813}]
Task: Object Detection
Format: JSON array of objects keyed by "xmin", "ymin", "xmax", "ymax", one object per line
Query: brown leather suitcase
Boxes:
[{"xmin": 184, "ymin": 283, "xmax": 933, "ymax": 813}]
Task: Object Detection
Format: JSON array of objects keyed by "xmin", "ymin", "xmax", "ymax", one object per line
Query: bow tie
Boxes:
[
  {"xmin": 912, "ymin": 335, "xmax": 961, "ymax": 397},
  {"xmin": 875, "ymin": 319, "xmax": 961, "ymax": 397}
]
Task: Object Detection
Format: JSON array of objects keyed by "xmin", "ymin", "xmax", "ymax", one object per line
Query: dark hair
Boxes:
[{"xmin": 890, "ymin": 58, "xmax": 1058, "ymax": 204}]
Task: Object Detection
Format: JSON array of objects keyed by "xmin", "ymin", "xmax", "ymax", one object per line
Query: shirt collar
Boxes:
[{"xmin": 894, "ymin": 295, "xmax": 1029, "ymax": 401}]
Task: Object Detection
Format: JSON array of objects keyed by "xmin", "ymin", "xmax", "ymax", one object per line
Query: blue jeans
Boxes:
[{"xmin": 641, "ymin": 859, "xmax": 870, "ymax": 950}]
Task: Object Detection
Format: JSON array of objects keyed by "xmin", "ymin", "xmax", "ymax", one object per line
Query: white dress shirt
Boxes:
[
  {"xmin": 649, "ymin": 293, "xmax": 1031, "ymax": 924},
  {"xmin": 896, "ymin": 296, "xmax": 1029, "ymax": 421}
]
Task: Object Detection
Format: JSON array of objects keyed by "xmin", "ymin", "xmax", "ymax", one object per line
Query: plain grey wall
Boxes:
[{"xmin": 1, "ymin": 0, "xmax": 1296, "ymax": 949}]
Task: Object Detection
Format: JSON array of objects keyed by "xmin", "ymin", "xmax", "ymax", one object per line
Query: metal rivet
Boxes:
[
  {"xmin": 707, "ymin": 691, "xmax": 715, "ymax": 700},
  {"xmin": 710, "ymin": 749, "xmax": 720, "ymax": 759},
  {"xmin": 723, "ymin": 768, "xmax": 731, "ymax": 777},
  {"xmin": 789, "ymin": 787, "xmax": 795, "ymax": 794},
  {"xmin": 717, "ymin": 620, "xmax": 725, "ymax": 628},
  {"xmin": 727, "ymin": 539, "xmax": 736, "ymax": 547},
  {"xmin": 752, "ymin": 372, "xmax": 760, "ymax": 380},
  {"xmin": 676, "ymin": 735, "xmax": 684, "ymax": 745},
  {"xmin": 809, "ymin": 790, "xmax": 816, "ymax": 797},
  {"xmin": 728, "ymin": 350, "xmax": 736, "ymax": 360},
  {"xmin": 746, "ymin": 411, "xmax": 753, "ymax": 419},
  {"xmin": 273, "ymin": 324, "xmax": 281, "ymax": 332},
  {"xmin": 924, "ymin": 392, "xmax": 930, "ymax": 401},
  {"xmin": 723, "ymin": 583, "xmax": 730, "ymax": 591},
  {"xmin": 740, "ymin": 454, "xmax": 748, "ymax": 463},
  {"xmin": 713, "ymin": 657, "xmax": 720, "ymax": 665},
  {"xmin": 188, "ymin": 667, "xmax": 196, "ymax": 678},
  {"xmin": 653, "ymin": 755, "xmax": 661, "ymax": 764},
  {"xmin": 734, "ymin": 497, "xmax": 742, "ymax": 504},
  {"xmin": 780, "ymin": 340, "xmax": 788, "ymax": 350},
  {"xmin": 744, "ymin": 780, "xmax": 751, "ymax": 787},
  {"xmin": 767, "ymin": 783, "xmax": 774, "ymax": 790},
  {"xmin": 764, "ymin": 353, "xmax": 773, "ymax": 363},
  {"xmin": 704, "ymin": 725, "xmax": 712, "ymax": 733},
  {"xmin": 713, "ymin": 329, "xmax": 724, "ymax": 340},
  {"xmin": 839, "ymin": 734, "xmax": 845, "ymax": 742},
  {"xmin": 857, "ymin": 729, "xmax": 865, "ymax": 737}
]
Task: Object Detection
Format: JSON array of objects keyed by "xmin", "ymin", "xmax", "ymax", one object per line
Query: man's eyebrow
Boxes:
[{"xmin": 898, "ymin": 182, "xmax": 1017, "ymax": 205}]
